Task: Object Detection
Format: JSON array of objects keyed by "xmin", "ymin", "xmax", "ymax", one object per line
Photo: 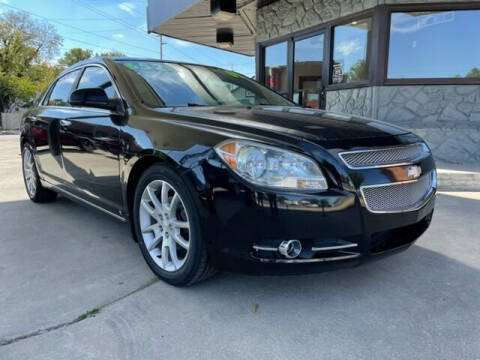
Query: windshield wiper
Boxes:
[{"xmin": 186, "ymin": 102, "xmax": 226, "ymax": 107}]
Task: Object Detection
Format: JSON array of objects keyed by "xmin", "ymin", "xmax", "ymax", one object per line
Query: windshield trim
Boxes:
[{"xmin": 116, "ymin": 59, "xmax": 296, "ymax": 109}]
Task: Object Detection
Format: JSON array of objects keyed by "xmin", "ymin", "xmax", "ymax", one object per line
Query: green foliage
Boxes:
[
  {"xmin": 465, "ymin": 67, "xmax": 480, "ymax": 78},
  {"xmin": 0, "ymin": 11, "xmax": 62, "ymax": 112},
  {"xmin": 0, "ymin": 63, "xmax": 62, "ymax": 112},
  {"xmin": 0, "ymin": 8, "xmax": 126, "ymax": 112},
  {"xmin": 57, "ymin": 49, "xmax": 126, "ymax": 68},
  {"xmin": 345, "ymin": 59, "xmax": 367, "ymax": 83},
  {"xmin": 58, "ymin": 48, "xmax": 93, "ymax": 67},
  {"xmin": 58, "ymin": 49, "xmax": 127, "ymax": 67}
]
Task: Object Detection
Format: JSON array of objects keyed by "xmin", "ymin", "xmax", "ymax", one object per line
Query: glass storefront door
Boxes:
[
  {"xmin": 293, "ymin": 33, "xmax": 325, "ymax": 109},
  {"xmin": 264, "ymin": 41, "xmax": 288, "ymax": 97}
]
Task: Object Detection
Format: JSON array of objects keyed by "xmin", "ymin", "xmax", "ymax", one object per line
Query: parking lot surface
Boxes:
[{"xmin": 1, "ymin": 135, "xmax": 479, "ymax": 359}]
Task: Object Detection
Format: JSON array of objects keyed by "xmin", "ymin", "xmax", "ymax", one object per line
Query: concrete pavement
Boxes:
[{"xmin": 0, "ymin": 136, "xmax": 479, "ymax": 359}]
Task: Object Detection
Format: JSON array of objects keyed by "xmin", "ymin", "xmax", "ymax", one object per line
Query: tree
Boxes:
[
  {"xmin": 0, "ymin": 11, "xmax": 62, "ymax": 113},
  {"xmin": 345, "ymin": 59, "xmax": 367, "ymax": 82},
  {"xmin": 56, "ymin": 49, "xmax": 126, "ymax": 69},
  {"xmin": 0, "ymin": 62, "xmax": 62, "ymax": 113},
  {"xmin": 58, "ymin": 48, "xmax": 93, "ymax": 67},
  {"xmin": 465, "ymin": 67, "xmax": 480, "ymax": 78},
  {"xmin": 0, "ymin": 11, "xmax": 62, "ymax": 75}
]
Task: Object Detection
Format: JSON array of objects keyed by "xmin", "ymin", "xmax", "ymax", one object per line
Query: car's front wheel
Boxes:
[
  {"xmin": 133, "ymin": 164, "xmax": 215, "ymax": 286},
  {"xmin": 22, "ymin": 145, "xmax": 57, "ymax": 203}
]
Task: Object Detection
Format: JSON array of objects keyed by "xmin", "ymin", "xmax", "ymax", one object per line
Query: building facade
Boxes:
[{"xmin": 147, "ymin": 0, "xmax": 480, "ymax": 164}]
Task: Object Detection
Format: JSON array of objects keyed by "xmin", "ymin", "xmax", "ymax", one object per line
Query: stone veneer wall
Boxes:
[
  {"xmin": 258, "ymin": 0, "xmax": 480, "ymax": 163},
  {"xmin": 257, "ymin": 0, "xmax": 474, "ymax": 42},
  {"xmin": 326, "ymin": 86, "xmax": 480, "ymax": 164},
  {"xmin": 326, "ymin": 87, "xmax": 374, "ymax": 118}
]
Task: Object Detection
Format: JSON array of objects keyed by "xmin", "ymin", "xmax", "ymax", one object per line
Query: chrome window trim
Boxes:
[
  {"xmin": 360, "ymin": 171, "xmax": 436, "ymax": 214},
  {"xmin": 76, "ymin": 64, "xmax": 124, "ymax": 101},
  {"xmin": 42, "ymin": 63, "xmax": 125, "ymax": 108},
  {"xmin": 41, "ymin": 68, "xmax": 83, "ymax": 106},
  {"xmin": 338, "ymin": 143, "xmax": 429, "ymax": 170}
]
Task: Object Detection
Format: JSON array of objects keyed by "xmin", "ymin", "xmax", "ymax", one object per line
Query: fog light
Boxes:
[{"xmin": 278, "ymin": 240, "xmax": 302, "ymax": 259}]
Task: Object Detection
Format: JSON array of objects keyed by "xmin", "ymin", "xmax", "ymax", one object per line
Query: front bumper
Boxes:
[
  {"xmin": 186, "ymin": 140, "xmax": 436, "ymax": 276},
  {"xmin": 206, "ymin": 185, "xmax": 434, "ymax": 275}
]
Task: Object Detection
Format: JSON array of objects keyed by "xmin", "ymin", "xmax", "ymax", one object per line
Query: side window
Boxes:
[
  {"xmin": 77, "ymin": 66, "xmax": 118, "ymax": 100},
  {"xmin": 46, "ymin": 70, "xmax": 81, "ymax": 106}
]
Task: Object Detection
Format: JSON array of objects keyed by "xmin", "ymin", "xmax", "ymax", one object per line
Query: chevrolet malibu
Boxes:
[{"xmin": 20, "ymin": 57, "xmax": 436, "ymax": 286}]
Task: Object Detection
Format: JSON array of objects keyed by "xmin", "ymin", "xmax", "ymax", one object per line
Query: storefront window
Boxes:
[
  {"xmin": 264, "ymin": 41, "xmax": 288, "ymax": 95},
  {"xmin": 293, "ymin": 34, "xmax": 324, "ymax": 108},
  {"xmin": 388, "ymin": 10, "xmax": 480, "ymax": 79},
  {"xmin": 332, "ymin": 18, "xmax": 371, "ymax": 84}
]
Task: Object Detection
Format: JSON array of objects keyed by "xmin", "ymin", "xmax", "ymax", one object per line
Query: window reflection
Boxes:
[
  {"xmin": 332, "ymin": 18, "xmax": 371, "ymax": 84},
  {"xmin": 77, "ymin": 67, "xmax": 118, "ymax": 100},
  {"xmin": 293, "ymin": 34, "xmax": 324, "ymax": 108},
  {"xmin": 264, "ymin": 42, "xmax": 288, "ymax": 95},
  {"xmin": 388, "ymin": 10, "xmax": 480, "ymax": 79},
  {"xmin": 116, "ymin": 61, "xmax": 292, "ymax": 107},
  {"xmin": 47, "ymin": 70, "xmax": 81, "ymax": 106}
]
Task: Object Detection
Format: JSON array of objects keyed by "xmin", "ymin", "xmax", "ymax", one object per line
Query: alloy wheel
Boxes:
[
  {"xmin": 23, "ymin": 149, "xmax": 37, "ymax": 198},
  {"xmin": 139, "ymin": 180, "xmax": 191, "ymax": 272}
]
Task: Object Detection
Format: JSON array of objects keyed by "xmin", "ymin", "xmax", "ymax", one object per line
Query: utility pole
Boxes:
[{"xmin": 159, "ymin": 35, "xmax": 167, "ymax": 60}]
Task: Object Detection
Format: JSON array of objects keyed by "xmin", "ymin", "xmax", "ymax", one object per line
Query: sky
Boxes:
[
  {"xmin": 0, "ymin": 0, "xmax": 255, "ymax": 77},
  {"xmin": 388, "ymin": 10, "xmax": 480, "ymax": 78}
]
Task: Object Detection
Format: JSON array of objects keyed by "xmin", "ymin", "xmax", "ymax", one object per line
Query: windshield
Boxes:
[{"xmin": 116, "ymin": 60, "xmax": 293, "ymax": 107}]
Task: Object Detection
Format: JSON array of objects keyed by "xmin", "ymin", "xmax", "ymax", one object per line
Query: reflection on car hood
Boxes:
[{"xmin": 158, "ymin": 105, "xmax": 409, "ymax": 142}]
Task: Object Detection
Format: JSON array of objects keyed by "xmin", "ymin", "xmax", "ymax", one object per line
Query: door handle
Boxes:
[{"xmin": 60, "ymin": 119, "xmax": 72, "ymax": 127}]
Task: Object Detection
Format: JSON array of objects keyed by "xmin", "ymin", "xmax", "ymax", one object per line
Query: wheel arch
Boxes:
[
  {"xmin": 20, "ymin": 132, "xmax": 30, "ymax": 151},
  {"xmin": 20, "ymin": 136, "xmax": 27, "ymax": 151},
  {"xmin": 124, "ymin": 147, "xmax": 214, "ymax": 242},
  {"xmin": 124, "ymin": 152, "xmax": 180, "ymax": 241}
]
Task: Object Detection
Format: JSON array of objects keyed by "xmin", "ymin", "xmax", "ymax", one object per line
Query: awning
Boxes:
[{"xmin": 146, "ymin": 0, "xmax": 263, "ymax": 56}]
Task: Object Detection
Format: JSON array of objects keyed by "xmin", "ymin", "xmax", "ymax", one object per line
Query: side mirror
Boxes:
[{"xmin": 69, "ymin": 88, "xmax": 121, "ymax": 112}]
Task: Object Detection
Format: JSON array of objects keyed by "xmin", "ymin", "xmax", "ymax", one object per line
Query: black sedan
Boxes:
[{"xmin": 20, "ymin": 57, "xmax": 436, "ymax": 286}]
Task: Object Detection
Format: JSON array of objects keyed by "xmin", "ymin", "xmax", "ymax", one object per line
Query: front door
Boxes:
[
  {"xmin": 292, "ymin": 32, "xmax": 326, "ymax": 109},
  {"xmin": 59, "ymin": 66, "xmax": 123, "ymax": 215}
]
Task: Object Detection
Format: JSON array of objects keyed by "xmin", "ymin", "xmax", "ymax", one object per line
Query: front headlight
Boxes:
[{"xmin": 214, "ymin": 140, "xmax": 328, "ymax": 191}]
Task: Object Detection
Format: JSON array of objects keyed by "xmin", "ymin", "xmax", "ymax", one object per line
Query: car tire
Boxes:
[
  {"xmin": 133, "ymin": 163, "xmax": 215, "ymax": 286},
  {"xmin": 22, "ymin": 145, "xmax": 57, "ymax": 203}
]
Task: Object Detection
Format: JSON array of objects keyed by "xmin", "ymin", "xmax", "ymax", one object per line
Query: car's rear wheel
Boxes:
[
  {"xmin": 22, "ymin": 145, "xmax": 57, "ymax": 203},
  {"xmin": 133, "ymin": 164, "xmax": 215, "ymax": 286}
]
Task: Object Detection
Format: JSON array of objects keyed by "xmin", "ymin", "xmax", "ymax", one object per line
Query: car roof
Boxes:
[{"xmin": 59, "ymin": 56, "xmax": 226, "ymax": 77}]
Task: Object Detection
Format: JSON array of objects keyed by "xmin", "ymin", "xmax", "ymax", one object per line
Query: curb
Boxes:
[{"xmin": 437, "ymin": 169, "xmax": 480, "ymax": 191}]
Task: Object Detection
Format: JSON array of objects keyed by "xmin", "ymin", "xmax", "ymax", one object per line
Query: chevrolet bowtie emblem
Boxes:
[{"xmin": 407, "ymin": 165, "xmax": 422, "ymax": 179}]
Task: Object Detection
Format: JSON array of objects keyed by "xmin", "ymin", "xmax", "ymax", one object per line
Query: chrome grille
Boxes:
[
  {"xmin": 339, "ymin": 144, "xmax": 428, "ymax": 169},
  {"xmin": 361, "ymin": 172, "xmax": 434, "ymax": 213}
]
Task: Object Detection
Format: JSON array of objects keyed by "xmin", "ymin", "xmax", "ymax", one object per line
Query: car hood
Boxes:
[{"xmin": 158, "ymin": 105, "xmax": 409, "ymax": 142}]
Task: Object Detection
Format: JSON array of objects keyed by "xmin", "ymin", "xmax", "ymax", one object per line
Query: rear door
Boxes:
[
  {"xmin": 33, "ymin": 69, "xmax": 82, "ymax": 185},
  {"xmin": 59, "ymin": 66, "xmax": 124, "ymax": 215}
]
